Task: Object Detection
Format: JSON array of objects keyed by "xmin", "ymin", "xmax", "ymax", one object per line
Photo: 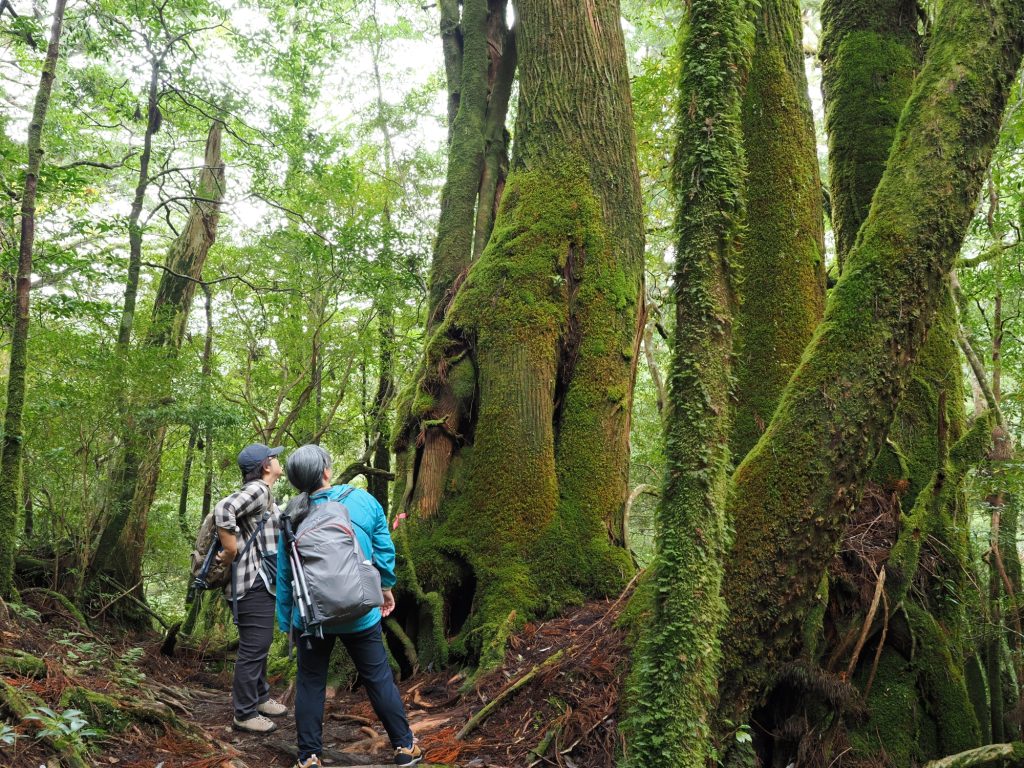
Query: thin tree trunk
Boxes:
[
  {"xmin": 716, "ymin": 0, "xmax": 1024, "ymax": 729},
  {"xmin": 117, "ymin": 58, "xmax": 161, "ymax": 349},
  {"xmin": 622, "ymin": 0, "xmax": 747, "ymax": 757},
  {"xmin": 732, "ymin": 0, "xmax": 826, "ymax": 459},
  {"xmin": 177, "ymin": 428, "xmax": 199, "ymax": 544},
  {"xmin": 0, "ymin": 0, "xmax": 68, "ymax": 598},
  {"xmin": 427, "ymin": 0, "xmax": 492, "ymax": 326}
]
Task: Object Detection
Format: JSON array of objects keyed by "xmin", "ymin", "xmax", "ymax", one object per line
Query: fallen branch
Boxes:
[
  {"xmin": 457, "ymin": 649, "xmax": 565, "ymax": 740},
  {"xmin": 923, "ymin": 742, "xmax": 1024, "ymax": 767},
  {"xmin": 528, "ymin": 724, "xmax": 561, "ymax": 767},
  {"xmin": 21, "ymin": 587, "xmax": 92, "ymax": 631}
]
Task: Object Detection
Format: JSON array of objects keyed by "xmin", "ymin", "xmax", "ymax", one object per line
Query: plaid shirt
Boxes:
[{"xmin": 214, "ymin": 479, "xmax": 281, "ymax": 601}]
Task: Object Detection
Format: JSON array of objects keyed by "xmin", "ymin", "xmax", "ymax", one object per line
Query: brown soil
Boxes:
[{"xmin": 0, "ymin": 586, "xmax": 631, "ymax": 768}]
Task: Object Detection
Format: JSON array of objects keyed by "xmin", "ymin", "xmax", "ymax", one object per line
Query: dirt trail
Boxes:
[{"xmin": 1, "ymin": 590, "xmax": 629, "ymax": 768}]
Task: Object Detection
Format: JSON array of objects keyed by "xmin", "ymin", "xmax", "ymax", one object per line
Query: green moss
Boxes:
[
  {"xmin": 0, "ymin": 650, "xmax": 46, "ymax": 678},
  {"xmin": 59, "ymin": 687, "xmax": 133, "ymax": 733},
  {"xmin": 411, "ymin": 390, "xmax": 437, "ymax": 419},
  {"xmin": 820, "ymin": 0, "xmax": 920, "ymax": 265},
  {"xmin": 622, "ymin": 0, "xmax": 748, "ymax": 758},
  {"xmin": 717, "ymin": 0, "xmax": 1023, "ymax": 715},
  {"xmin": 848, "ymin": 649, "xmax": 919, "ymax": 765},
  {"xmin": 733, "ymin": 0, "xmax": 826, "ymax": 460},
  {"xmin": 905, "ymin": 604, "xmax": 983, "ymax": 755}
]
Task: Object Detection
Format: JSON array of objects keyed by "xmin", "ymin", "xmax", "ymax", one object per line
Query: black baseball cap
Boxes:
[{"xmin": 237, "ymin": 443, "xmax": 284, "ymax": 472}]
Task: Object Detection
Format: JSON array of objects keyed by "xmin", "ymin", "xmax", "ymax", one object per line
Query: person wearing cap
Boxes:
[{"xmin": 214, "ymin": 442, "xmax": 287, "ymax": 733}]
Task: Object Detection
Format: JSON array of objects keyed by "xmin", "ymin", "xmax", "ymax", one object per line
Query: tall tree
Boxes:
[
  {"xmin": 732, "ymin": 0, "xmax": 826, "ymax": 459},
  {"xmin": 716, "ymin": 0, "xmax": 1024, "ymax": 739},
  {"xmin": 88, "ymin": 122, "xmax": 225, "ymax": 587},
  {"xmin": 622, "ymin": 0, "xmax": 748, "ymax": 760},
  {"xmin": 0, "ymin": 0, "xmax": 69, "ymax": 599},
  {"xmin": 393, "ymin": 0, "xmax": 643, "ymax": 669}
]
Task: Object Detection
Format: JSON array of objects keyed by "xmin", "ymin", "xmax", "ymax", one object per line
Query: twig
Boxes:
[
  {"xmin": 864, "ymin": 590, "xmax": 889, "ymax": 697},
  {"xmin": 847, "ymin": 568, "xmax": 886, "ymax": 677},
  {"xmin": 457, "ymin": 649, "xmax": 565, "ymax": 740}
]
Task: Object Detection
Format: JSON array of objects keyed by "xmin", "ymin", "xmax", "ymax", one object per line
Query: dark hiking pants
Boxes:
[
  {"xmin": 233, "ymin": 583, "xmax": 275, "ymax": 720},
  {"xmin": 295, "ymin": 622, "xmax": 413, "ymax": 761}
]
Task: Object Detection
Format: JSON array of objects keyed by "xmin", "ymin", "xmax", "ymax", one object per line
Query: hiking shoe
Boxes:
[
  {"xmin": 258, "ymin": 697, "xmax": 287, "ymax": 717},
  {"xmin": 394, "ymin": 744, "xmax": 423, "ymax": 766},
  {"xmin": 295, "ymin": 756, "xmax": 322, "ymax": 768},
  {"xmin": 232, "ymin": 714, "xmax": 277, "ymax": 733}
]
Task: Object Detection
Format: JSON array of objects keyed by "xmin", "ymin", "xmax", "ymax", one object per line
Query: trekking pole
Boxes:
[{"xmin": 280, "ymin": 509, "xmax": 318, "ymax": 640}]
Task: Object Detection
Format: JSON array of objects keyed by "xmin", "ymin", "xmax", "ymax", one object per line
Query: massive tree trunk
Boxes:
[
  {"xmin": 393, "ymin": 0, "xmax": 515, "ymax": 528},
  {"xmin": 88, "ymin": 123, "xmax": 225, "ymax": 589},
  {"xmin": 732, "ymin": 0, "xmax": 826, "ymax": 459},
  {"xmin": 621, "ymin": 0, "xmax": 748, "ymax": 759},
  {"xmin": 394, "ymin": 0, "xmax": 643, "ymax": 670},
  {"xmin": 715, "ymin": 0, "xmax": 1024, "ymax": 737},
  {"xmin": 0, "ymin": 0, "xmax": 68, "ymax": 599}
]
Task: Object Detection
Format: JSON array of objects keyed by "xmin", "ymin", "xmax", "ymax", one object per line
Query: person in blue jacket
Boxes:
[{"xmin": 278, "ymin": 444, "xmax": 422, "ymax": 768}]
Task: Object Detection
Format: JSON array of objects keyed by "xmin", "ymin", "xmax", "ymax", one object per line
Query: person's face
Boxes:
[
  {"xmin": 265, "ymin": 455, "xmax": 283, "ymax": 483},
  {"xmin": 322, "ymin": 466, "xmax": 332, "ymax": 487}
]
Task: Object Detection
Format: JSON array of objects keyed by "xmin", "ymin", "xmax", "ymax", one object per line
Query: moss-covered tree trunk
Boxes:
[
  {"xmin": 808, "ymin": 0, "xmax": 992, "ymax": 760},
  {"xmin": 821, "ymin": 0, "xmax": 920, "ymax": 271},
  {"xmin": 715, "ymin": 0, "xmax": 1024, "ymax": 732},
  {"xmin": 395, "ymin": 0, "xmax": 515, "ymax": 528},
  {"xmin": 621, "ymin": 0, "xmax": 748, "ymax": 760},
  {"xmin": 394, "ymin": 0, "xmax": 643, "ymax": 669},
  {"xmin": 88, "ymin": 123, "xmax": 225, "ymax": 590},
  {"xmin": 0, "ymin": 0, "xmax": 68, "ymax": 599},
  {"xmin": 732, "ymin": 0, "xmax": 825, "ymax": 459}
]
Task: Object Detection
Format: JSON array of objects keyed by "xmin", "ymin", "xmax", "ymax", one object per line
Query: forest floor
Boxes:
[{"xmin": 0, "ymin": 586, "xmax": 631, "ymax": 768}]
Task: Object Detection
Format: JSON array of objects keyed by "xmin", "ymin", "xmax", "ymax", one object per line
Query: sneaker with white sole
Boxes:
[
  {"xmin": 258, "ymin": 697, "xmax": 287, "ymax": 717},
  {"xmin": 232, "ymin": 714, "xmax": 277, "ymax": 733},
  {"xmin": 295, "ymin": 756, "xmax": 322, "ymax": 768},
  {"xmin": 394, "ymin": 744, "xmax": 423, "ymax": 766}
]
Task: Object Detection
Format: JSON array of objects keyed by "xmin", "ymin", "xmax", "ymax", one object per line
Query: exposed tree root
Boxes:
[
  {"xmin": 0, "ymin": 678, "xmax": 91, "ymax": 768},
  {"xmin": 0, "ymin": 649, "xmax": 46, "ymax": 678},
  {"xmin": 21, "ymin": 586, "xmax": 91, "ymax": 630}
]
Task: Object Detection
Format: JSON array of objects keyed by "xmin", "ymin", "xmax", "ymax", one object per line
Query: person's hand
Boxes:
[
  {"xmin": 216, "ymin": 549, "xmax": 235, "ymax": 565},
  {"xmin": 381, "ymin": 589, "xmax": 395, "ymax": 618}
]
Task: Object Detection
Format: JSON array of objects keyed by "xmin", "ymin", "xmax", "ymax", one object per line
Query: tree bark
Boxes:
[
  {"xmin": 0, "ymin": 0, "xmax": 68, "ymax": 599},
  {"xmin": 732, "ymin": 0, "xmax": 826, "ymax": 459},
  {"xmin": 88, "ymin": 123, "xmax": 225, "ymax": 586},
  {"xmin": 716, "ymin": 0, "xmax": 1024, "ymax": 729},
  {"xmin": 396, "ymin": 0, "xmax": 643, "ymax": 669},
  {"xmin": 621, "ymin": 0, "xmax": 747, "ymax": 758}
]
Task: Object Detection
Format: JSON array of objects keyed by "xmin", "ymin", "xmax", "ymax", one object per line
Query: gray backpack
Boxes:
[{"xmin": 292, "ymin": 491, "xmax": 384, "ymax": 633}]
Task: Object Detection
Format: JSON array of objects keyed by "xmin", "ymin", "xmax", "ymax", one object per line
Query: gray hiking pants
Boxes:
[{"xmin": 232, "ymin": 583, "xmax": 275, "ymax": 719}]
